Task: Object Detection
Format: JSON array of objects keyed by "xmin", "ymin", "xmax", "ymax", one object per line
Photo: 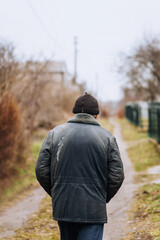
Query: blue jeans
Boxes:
[{"xmin": 58, "ymin": 221, "xmax": 104, "ymax": 240}]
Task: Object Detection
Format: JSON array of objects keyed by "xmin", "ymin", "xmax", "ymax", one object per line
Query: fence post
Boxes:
[
  {"xmin": 138, "ymin": 105, "xmax": 143, "ymax": 128},
  {"xmin": 157, "ymin": 109, "xmax": 160, "ymax": 144},
  {"xmin": 148, "ymin": 108, "xmax": 151, "ymax": 137},
  {"xmin": 137, "ymin": 104, "xmax": 139, "ymax": 126}
]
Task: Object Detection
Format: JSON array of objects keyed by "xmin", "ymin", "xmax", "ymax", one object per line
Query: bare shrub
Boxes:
[
  {"xmin": 0, "ymin": 94, "xmax": 26, "ymax": 178},
  {"xmin": 100, "ymin": 109, "xmax": 109, "ymax": 118},
  {"xmin": 117, "ymin": 108, "xmax": 124, "ymax": 119},
  {"xmin": 0, "ymin": 42, "xmax": 19, "ymax": 97},
  {"xmin": 0, "ymin": 40, "xmax": 84, "ymax": 131},
  {"xmin": 118, "ymin": 36, "xmax": 160, "ymax": 101}
]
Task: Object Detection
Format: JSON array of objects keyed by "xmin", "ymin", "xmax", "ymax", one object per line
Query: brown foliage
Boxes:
[
  {"xmin": 0, "ymin": 95, "xmax": 26, "ymax": 178},
  {"xmin": 100, "ymin": 109, "xmax": 109, "ymax": 118},
  {"xmin": 117, "ymin": 108, "xmax": 124, "ymax": 118}
]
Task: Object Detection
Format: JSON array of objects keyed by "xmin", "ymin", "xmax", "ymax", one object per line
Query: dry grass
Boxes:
[
  {"xmin": 117, "ymin": 118, "xmax": 160, "ymax": 171},
  {"xmin": 125, "ymin": 184, "xmax": 160, "ymax": 240},
  {"xmin": 118, "ymin": 118, "xmax": 148, "ymax": 142},
  {"xmin": 99, "ymin": 118, "xmax": 114, "ymax": 134},
  {"xmin": 128, "ymin": 140, "xmax": 160, "ymax": 171},
  {"xmin": 0, "ymin": 138, "xmax": 42, "ymax": 205}
]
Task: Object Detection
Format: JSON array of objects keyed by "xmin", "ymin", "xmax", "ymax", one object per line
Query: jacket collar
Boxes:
[{"xmin": 67, "ymin": 113, "xmax": 100, "ymax": 126}]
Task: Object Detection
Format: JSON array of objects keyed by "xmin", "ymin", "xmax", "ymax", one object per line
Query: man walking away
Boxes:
[{"xmin": 36, "ymin": 92, "xmax": 125, "ymax": 240}]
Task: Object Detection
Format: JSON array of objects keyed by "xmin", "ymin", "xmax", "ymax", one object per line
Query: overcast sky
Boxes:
[{"xmin": 1, "ymin": 0, "xmax": 160, "ymax": 101}]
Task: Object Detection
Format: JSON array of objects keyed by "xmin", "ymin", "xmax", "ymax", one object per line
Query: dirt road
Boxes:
[
  {"xmin": 0, "ymin": 187, "xmax": 46, "ymax": 238},
  {"xmin": 103, "ymin": 120, "xmax": 137, "ymax": 240}
]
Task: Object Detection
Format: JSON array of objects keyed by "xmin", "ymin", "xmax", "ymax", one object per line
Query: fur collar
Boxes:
[{"xmin": 67, "ymin": 113, "xmax": 100, "ymax": 126}]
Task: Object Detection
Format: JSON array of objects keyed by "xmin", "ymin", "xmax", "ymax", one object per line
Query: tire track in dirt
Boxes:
[
  {"xmin": 103, "ymin": 119, "xmax": 137, "ymax": 240},
  {"xmin": 0, "ymin": 187, "xmax": 46, "ymax": 238}
]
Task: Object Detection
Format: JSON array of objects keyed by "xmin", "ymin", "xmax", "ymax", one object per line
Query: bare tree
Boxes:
[
  {"xmin": 0, "ymin": 42, "xmax": 19, "ymax": 96},
  {"xmin": 118, "ymin": 36, "xmax": 160, "ymax": 101}
]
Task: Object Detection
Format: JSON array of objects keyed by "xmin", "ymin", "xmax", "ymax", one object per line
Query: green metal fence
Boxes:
[
  {"xmin": 148, "ymin": 102, "xmax": 160, "ymax": 144},
  {"xmin": 125, "ymin": 103, "xmax": 142, "ymax": 127}
]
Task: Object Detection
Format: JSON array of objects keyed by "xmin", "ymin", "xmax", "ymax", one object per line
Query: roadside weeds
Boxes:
[
  {"xmin": 119, "ymin": 118, "xmax": 160, "ymax": 240},
  {"xmin": 0, "ymin": 140, "xmax": 42, "ymax": 207}
]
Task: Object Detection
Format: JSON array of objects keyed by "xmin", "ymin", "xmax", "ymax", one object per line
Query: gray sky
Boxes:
[{"xmin": 1, "ymin": 0, "xmax": 160, "ymax": 101}]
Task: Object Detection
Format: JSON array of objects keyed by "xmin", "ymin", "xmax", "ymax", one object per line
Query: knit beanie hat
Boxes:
[{"xmin": 72, "ymin": 92, "xmax": 99, "ymax": 115}]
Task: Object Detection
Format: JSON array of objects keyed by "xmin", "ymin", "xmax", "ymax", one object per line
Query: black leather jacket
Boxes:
[{"xmin": 36, "ymin": 113, "xmax": 124, "ymax": 223}]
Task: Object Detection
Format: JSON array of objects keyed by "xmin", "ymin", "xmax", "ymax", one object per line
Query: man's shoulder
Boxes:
[
  {"xmin": 98, "ymin": 125, "xmax": 114, "ymax": 139},
  {"xmin": 50, "ymin": 123, "xmax": 68, "ymax": 133}
]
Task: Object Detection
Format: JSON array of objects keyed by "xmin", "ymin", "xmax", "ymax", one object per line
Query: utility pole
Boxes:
[
  {"xmin": 95, "ymin": 74, "xmax": 99, "ymax": 98},
  {"xmin": 73, "ymin": 36, "xmax": 78, "ymax": 84}
]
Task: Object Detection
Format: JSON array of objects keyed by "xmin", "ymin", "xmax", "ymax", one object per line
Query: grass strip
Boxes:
[
  {"xmin": 118, "ymin": 118, "xmax": 160, "ymax": 171},
  {"xmin": 125, "ymin": 184, "xmax": 160, "ymax": 240},
  {"xmin": 118, "ymin": 118, "xmax": 148, "ymax": 141},
  {"xmin": 0, "ymin": 139, "xmax": 43, "ymax": 205},
  {"xmin": 128, "ymin": 140, "xmax": 160, "ymax": 171},
  {"xmin": 119, "ymin": 118, "xmax": 160, "ymax": 239}
]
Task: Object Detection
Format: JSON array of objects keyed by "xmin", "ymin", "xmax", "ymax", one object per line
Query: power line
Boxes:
[
  {"xmin": 26, "ymin": 0, "xmax": 64, "ymax": 52},
  {"xmin": 38, "ymin": 0, "xmax": 74, "ymax": 58},
  {"xmin": 26, "ymin": 0, "xmax": 78, "ymax": 76},
  {"xmin": 73, "ymin": 36, "xmax": 78, "ymax": 83}
]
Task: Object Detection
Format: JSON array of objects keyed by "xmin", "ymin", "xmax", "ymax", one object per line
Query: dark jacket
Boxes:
[{"xmin": 35, "ymin": 113, "xmax": 124, "ymax": 223}]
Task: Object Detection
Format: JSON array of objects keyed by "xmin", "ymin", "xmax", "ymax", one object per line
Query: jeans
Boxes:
[{"xmin": 58, "ymin": 221, "xmax": 104, "ymax": 240}]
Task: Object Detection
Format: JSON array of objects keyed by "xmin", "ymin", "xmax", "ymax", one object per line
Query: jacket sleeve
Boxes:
[
  {"xmin": 106, "ymin": 136, "xmax": 124, "ymax": 203},
  {"xmin": 35, "ymin": 131, "xmax": 52, "ymax": 196}
]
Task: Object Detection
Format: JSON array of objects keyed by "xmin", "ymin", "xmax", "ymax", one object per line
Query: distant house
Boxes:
[{"xmin": 20, "ymin": 60, "xmax": 72, "ymax": 84}]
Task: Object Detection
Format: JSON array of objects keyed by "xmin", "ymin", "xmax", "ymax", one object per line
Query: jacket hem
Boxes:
[{"xmin": 53, "ymin": 217, "xmax": 107, "ymax": 224}]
